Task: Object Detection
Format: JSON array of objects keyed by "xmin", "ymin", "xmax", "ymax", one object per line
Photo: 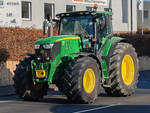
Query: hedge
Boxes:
[
  {"xmin": 0, "ymin": 27, "xmax": 150, "ymax": 61},
  {"xmin": 0, "ymin": 27, "xmax": 57, "ymax": 61}
]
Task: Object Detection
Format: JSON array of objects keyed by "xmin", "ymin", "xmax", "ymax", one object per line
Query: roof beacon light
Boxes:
[{"xmin": 93, "ymin": 4, "xmax": 98, "ymax": 11}]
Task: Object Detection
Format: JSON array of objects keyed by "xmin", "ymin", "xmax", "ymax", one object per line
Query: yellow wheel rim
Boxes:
[
  {"xmin": 121, "ymin": 55, "xmax": 135, "ymax": 85},
  {"xmin": 83, "ymin": 68, "xmax": 96, "ymax": 93}
]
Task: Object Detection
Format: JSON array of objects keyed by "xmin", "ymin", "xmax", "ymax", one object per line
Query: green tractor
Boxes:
[{"xmin": 13, "ymin": 9, "xmax": 139, "ymax": 104}]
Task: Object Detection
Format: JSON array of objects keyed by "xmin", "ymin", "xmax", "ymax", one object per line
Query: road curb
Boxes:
[
  {"xmin": 0, "ymin": 85, "xmax": 15, "ymax": 97},
  {"xmin": 0, "ymin": 93, "xmax": 16, "ymax": 97}
]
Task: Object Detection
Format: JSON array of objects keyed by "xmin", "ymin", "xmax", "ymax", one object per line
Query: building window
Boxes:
[
  {"xmin": 122, "ymin": 0, "xmax": 128, "ymax": 23},
  {"xmin": 22, "ymin": 2, "xmax": 32, "ymax": 20},
  {"xmin": 66, "ymin": 5, "xmax": 76, "ymax": 12},
  {"xmin": 86, "ymin": 6, "xmax": 93, "ymax": 11},
  {"xmin": 44, "ymin": 3, "xmax": 55, "ymax": 21},
  {"xmin": 0, "ymin": 1, "xmax": 4, "ymax": 6},
  {"xmin": 144, "ymin": 10, "xmax": 148, "ymax": 19}
]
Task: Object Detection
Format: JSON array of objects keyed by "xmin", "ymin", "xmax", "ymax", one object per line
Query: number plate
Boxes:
[{"xmin": 36, "ymin": 70, "xmax": 46, "ymax": 78}]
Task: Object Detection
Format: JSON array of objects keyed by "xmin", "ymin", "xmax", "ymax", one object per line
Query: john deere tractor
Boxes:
[{"xmin": 13, "ymin": 9, "xmax": 139, "ymax": 104}]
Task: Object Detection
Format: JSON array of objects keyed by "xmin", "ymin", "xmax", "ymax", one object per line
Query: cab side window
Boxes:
[
  {"xmin": 96, "ymin": 16, "xmax": 107, "ymax": 39},
  {"xmin": 106, "ymin": 15, "xmax": 113, "ymax": 34}
]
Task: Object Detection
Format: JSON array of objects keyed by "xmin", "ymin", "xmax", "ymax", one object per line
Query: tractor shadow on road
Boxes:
[
  {"xmin": 50, "ymin": 105, "xmax": 150, "ymax": 113},
  {"xmin": 39, "ymin": 88, "xmax": 69, "ymax": 104},
  {"xmin": 41, "ymin": 97, "xmax": 68, "ymax": 104}
]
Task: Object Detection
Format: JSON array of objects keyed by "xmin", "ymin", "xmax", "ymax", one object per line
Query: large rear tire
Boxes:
[
  {"xmin": 56, "ymin": 57, "xmax": 101, "ymax": 104},
  {"xmin": 103, "ymin": 42, "xmax": 139, "ymax": 96},
  {"xmin": 13, "ymin": 57, "xmax": 48, "ymax": 101}
]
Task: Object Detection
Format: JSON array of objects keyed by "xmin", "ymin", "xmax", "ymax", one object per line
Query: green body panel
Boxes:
[
  {"xmin": 101, "ymin": 37, "xmax": 107, "ymax": 45},
  {"xmin": 32, "ymin": 35, "xmax": 121, "ymax": 84},
  {"xmin": 100, "ymin": 37, "xmax": 120, "ymax": 79},
  {"xmin": 35, "ymin": 35, "xmax": 80, "ymax": 44},
  {"xmin": 101, "ymin": 59, "xmax": 109, "ymax": 80},
  {"xmin": 32, "ymin": 35, "xmax": 81, "ymax": 84},
  {"xmin": 100, "ymin": 37, "xmax": 120, "ymax": 56}
]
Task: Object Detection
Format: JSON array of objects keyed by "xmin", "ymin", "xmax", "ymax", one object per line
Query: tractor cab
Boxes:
[
  {"xmin": 43, "ymin": 9, "xmax": 113, "ymax": 52},
  {"xmin": 56, "ymin": 10, "xmax": 113, "ymax": 51}
]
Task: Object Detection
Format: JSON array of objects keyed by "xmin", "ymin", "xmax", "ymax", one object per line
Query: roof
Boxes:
[{"xmin": 56, "ymin": 11, "xmax": 113, "ymax": 18}]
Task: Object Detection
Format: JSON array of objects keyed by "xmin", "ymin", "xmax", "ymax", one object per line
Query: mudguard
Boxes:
[
  {"xmin": 100, "ymin": 37, "xmax": 129, "ymax": 57},
  {"xmin": 100, "ymin": 37, "xmax": 129, "ymax": 85}
]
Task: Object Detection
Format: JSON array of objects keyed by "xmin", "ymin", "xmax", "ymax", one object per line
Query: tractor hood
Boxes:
[{"xmin": 35, "ymin": 35, "xmax": 80, "ymax": 45}]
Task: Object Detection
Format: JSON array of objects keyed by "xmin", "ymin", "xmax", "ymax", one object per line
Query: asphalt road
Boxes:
[{"xmin": 0, "ymin": 71, "xmax": 150, "ymax": 113}]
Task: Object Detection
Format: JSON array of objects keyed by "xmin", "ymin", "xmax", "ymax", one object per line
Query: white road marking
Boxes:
[
  {"xmin": 0, "ymin": 100, "xmax": 16, "ymax": 103},
  {"xmin": 73, "ymin": 103, "xmax": 121, "ymax": 113}
]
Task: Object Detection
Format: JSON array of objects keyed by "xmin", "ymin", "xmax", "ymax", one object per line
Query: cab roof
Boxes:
[{"xmin": 56, "ymin": 11, "xmax": 113, "ymax": 18}]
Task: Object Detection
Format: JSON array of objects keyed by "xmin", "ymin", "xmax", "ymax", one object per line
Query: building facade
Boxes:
[
  {"xmin": 112, "ymin": 0, "xmax": 137, "ymax": 33},
  {"xmin": 138, "ymin": 1, "xmax": 150, "ymax": 30},
  {"xmin": 0, "ymin": 0, "xmax": 137, "ymax": 33}
]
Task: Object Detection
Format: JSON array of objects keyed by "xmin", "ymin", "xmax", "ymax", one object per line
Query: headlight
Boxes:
[
  {"xmin": 35, "ymin": 44, "xmax": 40, "ymax": 49},
  {"xmin": 43, "ymin": 44, "xmax": 54, "ymax": 49}
]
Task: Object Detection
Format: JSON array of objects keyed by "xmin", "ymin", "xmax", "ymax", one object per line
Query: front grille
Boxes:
[{"xmin": 35, "ymin": 42, "xmax": 61, "ymax": 62}]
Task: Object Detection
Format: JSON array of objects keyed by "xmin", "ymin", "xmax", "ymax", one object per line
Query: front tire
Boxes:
[
  {"xmin": 103, "ymin": 42, "xmax": 139, "ymax": 96},
  {"xmin": 13, "ymin": 57, "xmax": 48, "ymax": 101},
  {"xmin": 56, "ymin": 57, "xmax": 101, "ymax": 104}
]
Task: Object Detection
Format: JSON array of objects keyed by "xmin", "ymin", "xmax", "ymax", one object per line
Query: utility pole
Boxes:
[
  {"xmin": 109, "ymin": 0, "xmax": 112, "ymax": 9},
  {"xmin": 130, "ymin": 0, "xmax": 133, "ymax": 35},
  {"xmin": 142, "ymin": 1, "xmax": 144, "ymax": 36},
  {"xmin": 139, "ymin": 0, "xmax": 144, "ymax": 35}
]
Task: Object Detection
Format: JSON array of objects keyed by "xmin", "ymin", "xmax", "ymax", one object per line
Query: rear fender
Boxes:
[
  {"xmin": 100, "ymin": 37, "xmax": 129, "ymax": 86},
  {"xmin": 100, "ymin": 37, "xmax": 129, "ymax": 56}
]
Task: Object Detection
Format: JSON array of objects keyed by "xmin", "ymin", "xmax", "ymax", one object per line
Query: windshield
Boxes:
[{"xmin": 59, "ymin": 15, "xmax": 94, "ymax": 39}]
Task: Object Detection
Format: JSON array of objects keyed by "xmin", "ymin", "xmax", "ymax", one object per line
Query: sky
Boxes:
[{"xmin": 137, "ymin": 0, "xmax": 150, "ymax": 2}]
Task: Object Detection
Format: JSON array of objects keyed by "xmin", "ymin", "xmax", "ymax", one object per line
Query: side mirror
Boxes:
[
  {"xmin": 43, "ymin": 20, "xmax": 50, "ymax": 35},
  {"xmin": 43, "ymin": 18, "xmax": 59, "ymax": 36}
]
